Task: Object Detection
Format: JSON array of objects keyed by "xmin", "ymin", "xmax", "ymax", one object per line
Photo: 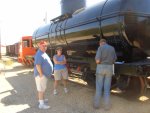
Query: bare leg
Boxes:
[
  {"xmin": 38, "ymin": 91, "xmax": 50, "ymax": 109},
  {"xmin": 38, "ymin": 91, "xmax": 45, "ymax": 106},
  {"xmin": 63, "ymin": 79, "xmax": 68, "ymax": 93},
  {"xmin": 62, "ymin": 79, "xmax": 67, "ymax": 88},
  {"xmin": 54, "ymin": 80, "xmax": 59, "ymax": 90},
  {"xmin": 38, "ymin": 91, "xmax": 44, "ymax": 100}
]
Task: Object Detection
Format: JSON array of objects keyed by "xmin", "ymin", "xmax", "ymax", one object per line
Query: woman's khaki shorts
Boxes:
[
  {"xmin": 54, "ymin": 68, "xmax": 68, "ymax": 80},
  {"xmin": 35, "ymin": 75, "xmax": 47, "ymax": 92}
]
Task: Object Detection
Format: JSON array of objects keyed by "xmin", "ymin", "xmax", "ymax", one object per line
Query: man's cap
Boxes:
[
  {"xmin": 99, "ymin": 39, "xmax": 106, "ymax": 43},
  {"xmin": 38, "ymin": 40, "xmax": 47, "ymax": 45}
]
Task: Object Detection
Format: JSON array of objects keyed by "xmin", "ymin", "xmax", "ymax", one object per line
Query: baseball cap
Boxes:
[
  {"xmin": 99, "ymin": 39, "xmax": 106, "ymax": 43},
  {"xmin": 38, "ymin": 40, "xmax": 47, "ymax": 45}
]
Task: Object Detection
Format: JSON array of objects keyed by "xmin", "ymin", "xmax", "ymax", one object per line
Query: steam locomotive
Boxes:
[{"xmin": 33, "ymin": 0, "xmax": 150, "ymax": 92}]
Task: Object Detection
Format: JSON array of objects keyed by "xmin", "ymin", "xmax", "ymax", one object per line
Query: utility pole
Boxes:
[
  {"xmin": 0, "ymin": 22, "xmax": 1, "ymax": 59},
  {"xmin": 43, "ymin": 12, "xmax": 47, "ymax": 24}
]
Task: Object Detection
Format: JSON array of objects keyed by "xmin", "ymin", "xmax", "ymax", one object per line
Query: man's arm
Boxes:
[
  {"xmin": 113, "ymin": 48, "xmax": 117, "ymax": 63},
  {"xmin": 36, "ymin": 64, "xmax": 43, "ymax": 77},
  {"xmin": 53, "ymin": 57, "xmax": 62, "ymax": 64},
  {"xmin": 95, "ymin": 47, "xmax": 101, "ymax": 64},
  {"xmin": 62, "ymin": 56, "xmax": 67, "ymax": 64},
  {"xmin": 53, "ymin": 56, "xmax": 66, "ymax": 65}
]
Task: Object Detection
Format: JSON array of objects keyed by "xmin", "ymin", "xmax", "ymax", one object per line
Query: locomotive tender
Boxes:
[{"xmin": 33, "ymin": 0, "xmax": 150, "ymax": 91}]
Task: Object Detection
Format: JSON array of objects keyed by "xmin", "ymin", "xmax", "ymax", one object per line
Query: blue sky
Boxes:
[{"xmin": 0, "ymin": 0, "xmax": 102, "ymax": 45}]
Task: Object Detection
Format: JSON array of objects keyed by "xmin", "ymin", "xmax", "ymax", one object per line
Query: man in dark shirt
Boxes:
[{"xmin": 94, "ymin": 39, "xmax": 117, "ymax": 110}]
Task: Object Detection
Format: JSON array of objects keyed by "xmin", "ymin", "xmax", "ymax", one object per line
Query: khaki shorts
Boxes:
[
  {"xmin": 54, "ymin": 68, "xmax": 68, "ymax": 80},
  {"xmin": 35, "ymin": 75, "xmax": 47, "ymax": 92}
]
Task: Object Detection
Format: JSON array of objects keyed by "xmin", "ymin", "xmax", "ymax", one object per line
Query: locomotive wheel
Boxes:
[
  {"xmin": 114, "ymin": 75, "xmax": 130, "ymax": 90},
  {"xmin": 127, "ymin": 76, "xmax": 147, "ymax": 94},
  {"xmin": 82, "ymin": 67, "xmax": 95, "ymax": 87},
  {"xmin": 81, "ymin": 67, "xmax": 89, "ymax": 80}
]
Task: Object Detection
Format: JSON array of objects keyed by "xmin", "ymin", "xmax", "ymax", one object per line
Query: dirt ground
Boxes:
[{"xmin": 0, "ymin": 56, "xmax": 150, "ymax": 113}]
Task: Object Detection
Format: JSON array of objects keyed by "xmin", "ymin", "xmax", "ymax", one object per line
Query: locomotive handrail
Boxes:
[
  {"xmin": 63, "ymin": 18, "xmax": 69, "ymax": 46},
  {"xmin": 48, "ymin": 22, "xmax": 54, "ymax": 48},
  {"xmin": 50, "ymin": 13, "xmax": 72, "ymax": 23},
  {"xmin": 59, "ymin": 19, "xmax": 68, "ymax": 44}
]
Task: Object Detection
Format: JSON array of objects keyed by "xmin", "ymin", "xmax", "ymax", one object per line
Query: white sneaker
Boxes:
[
  {"xmin": 39, "ymin": 104, "xmax": 50, "ymax": 109},
  {"xmin": 64, "ymin": 88, "xmax": 68, "ymax": 93},
  {"xmin": 38, "ymin": 99, "xmax": 48, "ymax": 104},
  {"xmin": 53, "ymin": 90, "xmax": 58, "ymax": 95},
  {"xmin": 44, "ymin": 99, "xmax": 48, "ymax": 103}
]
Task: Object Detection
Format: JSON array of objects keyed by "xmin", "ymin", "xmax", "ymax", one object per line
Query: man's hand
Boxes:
[{"xmin": 95, "ymin": 59, "xmax": 101, "ymax": 64}]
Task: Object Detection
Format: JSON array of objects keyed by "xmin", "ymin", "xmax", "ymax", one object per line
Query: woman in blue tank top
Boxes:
[{"xmin": 53, "ymin": 46, "xmax": 68, "ymax": 95}]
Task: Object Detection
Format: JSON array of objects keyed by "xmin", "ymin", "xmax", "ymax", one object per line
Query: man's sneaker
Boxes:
[
  {"xmin": 44, "ymin": 99, "xmax": 48, "ymax": 103},
  {"xmin": 53, "ymin": 90, "xmax": 58, "ymax": 95},
  {"xmin": 64, "ymin": 88, "xmax": 68, "ymax": 93},
  {"xmin": 93, "ymin": 104, "xmax": 100, "ymax": 109},
  {"xmin": 39, "ymin": 104, "xmax": 50, "ymax": 109},
  {"xmin": 104, "ymin": 104, "xmax": 112, "ymax": 111}
]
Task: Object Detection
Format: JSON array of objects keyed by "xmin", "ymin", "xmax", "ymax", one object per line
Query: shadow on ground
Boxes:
[
  {"xmin": 1, "ymin": 70, "xmax": 40, "ymax": 113},
  {"xmin": 1, "ymin": 63, "xmax": 150, "ymax": 113}
]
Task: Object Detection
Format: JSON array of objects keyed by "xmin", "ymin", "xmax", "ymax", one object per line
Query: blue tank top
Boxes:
[{"xmin": 54, "ymin": 55, "xmax": 66, "ymax": 70}]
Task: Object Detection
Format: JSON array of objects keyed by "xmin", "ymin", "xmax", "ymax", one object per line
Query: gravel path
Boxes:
[{"xmin": 0, "ymin": 57, "xmax": 150, "ymax": 113}]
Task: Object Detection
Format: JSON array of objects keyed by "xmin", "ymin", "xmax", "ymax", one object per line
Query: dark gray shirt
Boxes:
[{"xmin": 95, "ymin": 44, "xmax": 117, "ymax": 65}]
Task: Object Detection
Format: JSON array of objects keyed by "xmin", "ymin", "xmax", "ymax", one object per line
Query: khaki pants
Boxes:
[
  {"xmin": 54, "ymin": 68, "xmax": 68, "ymax": 80},
  {"xmin": 35, "ymin": 76, "xmax": 47, "ymax": 92}
]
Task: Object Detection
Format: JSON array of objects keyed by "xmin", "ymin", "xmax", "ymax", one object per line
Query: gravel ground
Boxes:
[{"xmin": 0, "ymin": 57, "xmax": 150, "ymax": 113}]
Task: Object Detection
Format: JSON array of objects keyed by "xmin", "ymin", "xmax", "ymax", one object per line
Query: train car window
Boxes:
[{"xmin": 23, "ymin": 40, "xmax": 30, "ymax": 47}]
